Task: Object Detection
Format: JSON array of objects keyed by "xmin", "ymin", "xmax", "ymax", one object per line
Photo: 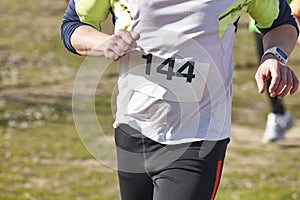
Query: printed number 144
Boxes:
[{"xmin": 142, "ymin": 53, "xmax": 196, "ymax": 83}]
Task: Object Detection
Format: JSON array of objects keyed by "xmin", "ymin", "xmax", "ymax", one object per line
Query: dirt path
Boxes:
[{"xmin": 230, "ymin": 121, "xmax": 300, "ymax": 148}]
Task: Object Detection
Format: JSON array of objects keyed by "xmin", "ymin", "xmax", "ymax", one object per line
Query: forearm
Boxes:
[
  {"xmin": 69, "ymin": 25, "xmax": 140, "ymax": 60},
  {"xmin": 71, "ymin": 25, "xmax": 111, "ymax": 57},
  {"xmin": 256, "ymin": 24, "xmax": 299, "ymax": 98},
  {"xmin": 262, "ymin": 24, "xmax": 298, "ymax": 56}
]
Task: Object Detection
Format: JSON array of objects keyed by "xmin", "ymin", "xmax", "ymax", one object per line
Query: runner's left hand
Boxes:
[{"xmin": 255, "ymin": 54, "xmax": 299, "ymax": 99}]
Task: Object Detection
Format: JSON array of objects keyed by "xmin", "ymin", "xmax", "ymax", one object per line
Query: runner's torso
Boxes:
[{"xmin": 66, "ymin": 0, "xmax": 291, "ymax": 143}]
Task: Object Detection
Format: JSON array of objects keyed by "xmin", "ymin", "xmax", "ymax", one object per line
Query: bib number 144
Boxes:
[{"xmin": 142, "ymin": 53, "xmax": 196, "ymax": 83}]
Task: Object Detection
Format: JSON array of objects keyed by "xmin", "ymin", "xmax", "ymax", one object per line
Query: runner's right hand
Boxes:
[{"xmin": 103, "ymin": 29, "xmax": 140, "ymax": 61}]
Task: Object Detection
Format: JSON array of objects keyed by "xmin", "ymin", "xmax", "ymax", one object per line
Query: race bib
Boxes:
[{"xmin": 127, "ymin": 51, "xmax": 210, "ymax": 102}]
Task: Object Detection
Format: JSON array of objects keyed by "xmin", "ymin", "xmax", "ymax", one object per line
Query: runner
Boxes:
[
  {"xmin": 291, "ymin": 0, "xmax": 300, "ymax": 44},
  {"xmin": 248, "ymin": 0, "xmax": 293, "ymax": 143},
  {"xmin": 61, "ymin": 1, "xmax": 299, "ymax": 199},
  {"xmin": 248, "ymin": 0, "xmax": 300, "ymax": 143}
]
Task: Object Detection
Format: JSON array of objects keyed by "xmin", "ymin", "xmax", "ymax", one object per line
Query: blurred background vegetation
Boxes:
[{"xmin": 0, "ymin": 0, "xmax": 300, "ymax": 199}]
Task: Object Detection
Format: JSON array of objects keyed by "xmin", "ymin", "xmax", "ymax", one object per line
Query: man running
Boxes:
[{"xmin": 61, "ymin": 1, "xmax": 299, "ymax": 199}]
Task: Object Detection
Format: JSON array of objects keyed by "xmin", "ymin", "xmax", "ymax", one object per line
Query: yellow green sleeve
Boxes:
[
  {"xmin": 75, "ymin": 0, "xmax": 111, "ymax": 30},
  {"xmin": 247, "ymin": 0, "xmax": 280, "ymax": 29}
]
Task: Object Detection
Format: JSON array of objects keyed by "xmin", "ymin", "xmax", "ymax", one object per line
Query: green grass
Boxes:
[{"xmin": 1, "ymin": 2, "xmax": 300, "ymax": 200}]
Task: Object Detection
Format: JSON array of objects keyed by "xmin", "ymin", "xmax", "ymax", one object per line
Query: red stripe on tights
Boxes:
[{"xmin": 210, "ymin": 160, "xmax": 223, "ymax": 200}]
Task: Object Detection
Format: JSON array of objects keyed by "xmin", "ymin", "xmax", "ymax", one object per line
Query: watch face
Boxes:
[{"xmin": 276, "ymin": 47, "xmax": 288, "ymax": 60}]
